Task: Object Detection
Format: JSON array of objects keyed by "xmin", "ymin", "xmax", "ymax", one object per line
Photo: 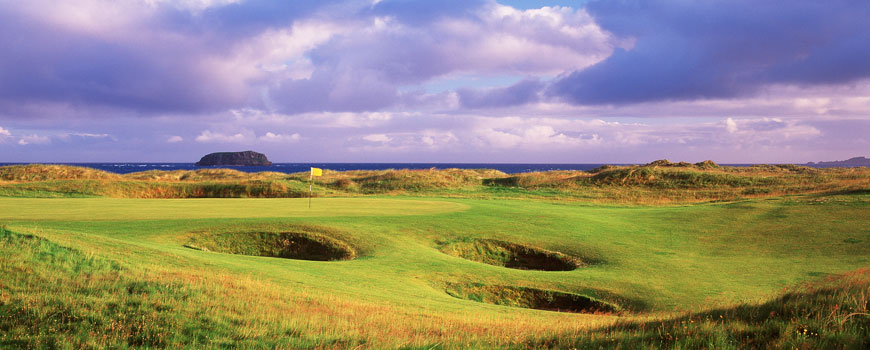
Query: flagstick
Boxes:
[{"xmin": 308, "ymin": 169, "xmax": 314, "ymax": 209}]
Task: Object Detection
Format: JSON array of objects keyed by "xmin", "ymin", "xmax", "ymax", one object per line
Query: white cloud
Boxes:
[
  {"xmin": 474, "ymin": 124, "xmax": 599, "ymax": 149},
  {"xmin": 194, "ymin": 130, "xmax": 253, "ymax": 143},
  {"xmin": 18, "ymin": 134, "xmax": 51, "ymax": 145},
  {"xmin": 363, "ymin": 134, "xmax": 392, "ymax": 143},
  {"xmin": 721, "ymin": 118, "xmax": 821, "ymax": 142},
  {"xmin": 259, "ymin": 132, "xmax": 301, "ymax": 143},
  {"xmin": 166, "ymin": 135, "xmax": 184, "ymax": 143},
  {"xmin": 330, "ymin": 112, "xmax": 395, "ymax": 128},
  {"xmin": 53, "ymin": 132, "xmax": 116, "ymax": 143},
  {"xmin": 0, "ymin": 126, "xmax": 10, "ymax": 144},
  {"xmin": 725, "ymin": 118, "xmax": 738, "ymax": 133},
  {"xmin": 220, "ymin": 20, "xmax": 352, "ymax": 85},
  {"xmin": 144, "ymin": 0, "xmax": 241, "ymax": 13},
  {"xmin": 438, "ymin": 4, "xmax": 619, "ymax": 75},
  {"xmin": 71, "ymin": 132, "xmax": 110, "ymax": 138}
]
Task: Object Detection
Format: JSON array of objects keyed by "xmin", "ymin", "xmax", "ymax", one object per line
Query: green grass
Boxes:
[
  {"xmin": 0, "ymin": 197, "xmax": 467, "ymax": 221},
  {"xmin": 3, "ymin": 163, "xmax": 869, "ymax": 203},
  {"xmin": 1, "ymin": 164, "xmax": 869, "ymax": 348}
]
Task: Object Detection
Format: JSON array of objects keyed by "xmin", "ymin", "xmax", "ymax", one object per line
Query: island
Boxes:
[
  {"xmin": 807, "ymin": 156, "xmax": 870, "ymax": 168},
  {"xmin": 195, "ymin": 151, "xmax": 273, "ymax": 166}
]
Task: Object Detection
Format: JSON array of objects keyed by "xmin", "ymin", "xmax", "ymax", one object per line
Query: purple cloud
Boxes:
[
  {"xmin": 270, "ymin": 4, "xmax": 613, "ymax": 113},
  {"xmin": 459, "ymin": 79, "xmax": 544, "ymax": 108},
  {"xmin": 0, "ymin": 0, "xmax": 363, "ymax": 116},
  {"xmin": 549, "ymin": 0, "xmax": 870, "ymax": 105},
  {"xmin": 0, "ymin": 1, "xmax": 867, "ymax": 164},
  {"xmin": 368, "ymin": 0, "xmax": 487, "ymax": 24}
]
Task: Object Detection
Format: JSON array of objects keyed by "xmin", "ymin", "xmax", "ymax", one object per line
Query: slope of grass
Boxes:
[
  {"xmin": 2, "ymin": 163, "xmax": 868, "ymax": 204},
  {"xmin": 2, "ymin": 222, "xmax": 868, "ymax": 349},
  {"xmin": 0, "ymin": 164, "xmax": 121, "ymax": 181},
  {"xmin": 526, "ymin": 269, "xmax": 870, "ymax": 349},
  {"xmin": 0, "ymin": 162, "xmax": 868, "ymax": 348}
]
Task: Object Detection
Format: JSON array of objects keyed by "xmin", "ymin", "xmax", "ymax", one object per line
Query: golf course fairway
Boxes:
[
  {"xmin": 2, "ymin": 190, "xmax": 869, "ymax": 348},
  {"xmin": 0, "ymin": 197, "xmax": 468, "ymax": 220}
]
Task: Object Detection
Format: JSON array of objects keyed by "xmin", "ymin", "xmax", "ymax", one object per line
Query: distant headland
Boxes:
[
  {"xmin": 195, "ymin": 151, "xmax": 272, "ymax": 166},
  {"xmin": 806, "ymin": 156, "xmax": 870, "ymax": 168}
]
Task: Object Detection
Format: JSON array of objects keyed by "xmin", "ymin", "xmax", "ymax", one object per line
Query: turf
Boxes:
[{"xmin": 1, "ymin": 166, "xmax": 869, "ymax": 348}]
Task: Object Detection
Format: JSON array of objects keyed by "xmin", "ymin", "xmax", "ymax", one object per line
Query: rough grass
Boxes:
[
  {"xmin": 2, "ymin": 163, "xmax": 868, "ymax": 204},
  {"xmin": 1, "ymin": 162, "xmax": 868, "ymax": 348},
  {"xmin": 533, "ymin": 269, "xmax": 870, "ymax": 349},
  {"xmin": 2, "ymin": 226, "xmax": 868, "ymax": 349},
  {"xmin": 0, "ymin": 164, "xmax": 121, "ymax": 181}
]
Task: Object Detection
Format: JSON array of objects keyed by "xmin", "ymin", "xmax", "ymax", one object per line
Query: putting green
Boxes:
[{"xmin": 0, "ymin": 197, "xmax": 468, "ymax": 221}]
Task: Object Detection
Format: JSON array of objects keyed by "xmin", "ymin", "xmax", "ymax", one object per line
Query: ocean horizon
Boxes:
[{"xmin": 0, "ymin": 162, "xmax": 766, "ymax": 174}]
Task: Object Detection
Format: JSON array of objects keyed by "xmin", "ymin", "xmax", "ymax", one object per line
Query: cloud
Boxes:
[
  {"xmin": 725, "ymin": 118, "xmax": 738, "ymax": 134},
  {"xmin": 0, "ymin": 0, "xmax": 617, "ymax": 116},
  {"xmin": 18, "ymin": 134, "xmax": 51, "ymax": 145},
  {"xmin": 194, "ymin": 130, "xmax": 253, "ymax": 143},
  {"xmin": 719, "ymin": 118, "xmax": 821, "ymax": 143},
  {"xmin": 270, "ymin": 4, "xmax": 615, "ymax": 113},
  {"xmin": 473, "ymin": 123, "xmax": 601, "ymax": 149},
  {"xmin": 458, "ymin": 79, "xmax": 544, "ymax": 108},
  {"xmin": 362, "ymin": 133, "xmax": 392, "ymax": 143},
  {"xmin": 0, "ymin": 0, "xmax": 354, "ymax": 116},
  {"xmin": 55, "ymin": 132, "xmax": 117, "ymax": 143},
  {"xmin": 259, "ymin": 132, "xmax": 301, "ymax": 143},
  {"xmin": 346, "ymin": 130, "xmax": 459, "ymax": 154},
  {"xmin": 368, "ymin": 0, "xmax": 486, "ymax": 23},
  {"xmin": 548, "ymin": 0, "xmax": 870, "ymax": 105},
  {"xmin": 69, "ymin": 132, "xmax": 112, "ymax": 139},
  {"xmin": 0, "ymin": 1, "xmax": 865, "ymax": 164},
  {"xmin": 0, "ymin": 125, "xmax": 11, "ymax": 144},
  {"xmin": 9, "ymin": 130, "xmax": 116, "ymax": 146}
]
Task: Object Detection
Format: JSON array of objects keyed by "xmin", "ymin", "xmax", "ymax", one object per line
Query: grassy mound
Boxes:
[
  {"xmin": 303, "ymin": 168, "xmax": 507, "ymax": 193},
  {"xmin": 439, "ymin": 239, "xmax": 585, "ymax": 271},
  {"xmin": 529, "ymin": 269, "xmax": 870, "ymax": 349},
  {"xmin": 123, "ymin": 168, "xmax": 287, "ymax": 181},
  {"xmin": 2, "ymin": 163, "xmax": 869, "ymax": 203},
  {"xmin": 186, "ymin": 230, "xmax": 356, "ymax": 261},
  {"xmin": 3, "ymin": 225, "xmax": 869, "ymax": 349},
  {"xmin": 445, "ymin": 282, "xmax": 620, "ymax": 314},
  {"xmin": 0, "ymin": 164, "xmax": 120, "ymax": 181}
]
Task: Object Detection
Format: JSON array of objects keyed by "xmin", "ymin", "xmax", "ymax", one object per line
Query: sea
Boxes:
[{"xmin": 0, "ymin": 162, "xmax": 761, "ymax": 174}]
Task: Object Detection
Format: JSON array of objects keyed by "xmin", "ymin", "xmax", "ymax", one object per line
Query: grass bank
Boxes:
[{"xmin": 2, "ymin": 161, "xmax": 868, "ymax": 203}]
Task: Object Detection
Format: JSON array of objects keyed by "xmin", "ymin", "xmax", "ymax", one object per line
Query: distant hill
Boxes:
[
  {"xmin": 195, "ymin": 151, "xmax": 272, "ymax": 166},
  {"xmin": 807, "ymin": 156, "xmax": 870, "ymax": 168}
]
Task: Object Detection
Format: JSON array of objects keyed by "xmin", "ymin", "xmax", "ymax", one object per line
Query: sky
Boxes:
[{"xmin": 0, "ymin": 0, "xmax": 868, "ymax": 163}]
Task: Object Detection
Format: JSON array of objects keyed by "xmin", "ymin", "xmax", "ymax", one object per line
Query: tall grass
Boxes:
[
  {"xmin": 530, "ymin": 269, "xmax": 870, "ymax": 349},
  {"xmin": 2, "ymin": 226, "xmax": 867, "ymax": 349},
  {"xmin": 1, "ymin": 163, "xmax": 868, "ymax": 203}
]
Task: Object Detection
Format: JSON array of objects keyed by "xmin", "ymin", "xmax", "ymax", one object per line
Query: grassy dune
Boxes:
[
  {"xmin": 2, "ymin": 161, "xmax": 868, "ymax": 203},
  {"xmin": 1, "ymin": 163, "xmax": 869, "ymax": 348}
]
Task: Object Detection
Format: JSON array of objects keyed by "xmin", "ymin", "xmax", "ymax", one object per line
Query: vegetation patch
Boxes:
[
  {"xmin": 2, "ymin": 163, "xmax": 869, "ymax": 204},
  {"xmin": 186, "ymin": 230, "xmax": 356, "ymax": 261},
  {"xmin": 445, "ymin": 282, "xmax": 620, "ymax": 314},
  {"xmin": 439, "ymin": 239, "xmax": 586, "ymax": 271}
]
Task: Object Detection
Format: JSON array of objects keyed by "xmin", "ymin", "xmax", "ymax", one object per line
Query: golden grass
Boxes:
[
  {"xmin": 1, "ymin": 163, "xmax": 868, "ymax": 204},
  {"xmin": 0, "ymin": 164, "xmax": 121, "ymax": 181}
]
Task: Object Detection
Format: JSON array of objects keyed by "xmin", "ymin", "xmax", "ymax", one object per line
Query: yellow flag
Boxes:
[{"xmin": 310, "ymin": 167, "xmax": 323, "ymax": 177}]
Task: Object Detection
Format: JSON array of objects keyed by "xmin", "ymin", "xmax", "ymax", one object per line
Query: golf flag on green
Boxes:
[{"xmin": 309, "ymin": 167, "xmax": 322, "ymax": 208}]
